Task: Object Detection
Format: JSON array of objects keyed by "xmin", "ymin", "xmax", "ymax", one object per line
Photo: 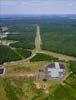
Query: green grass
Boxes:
[
  {"xmin": 69, "ymin": 61, "xmax": 76, "ymax": 75},
  {"xmin": 64, "ymin": 61, "xmax": 76, "ymax": 89},
  {"xmin": 0, "ymin": 77, "xmax": 44, "ymax": 100},
  {"xmin": 30, "ymin": 53, "xmax": 58, "ymax": 62},
  {"xmin": 64, "ymin": 73, "xmax": 76, "ymax": 89},
  {"xmin": 0, "ymin": 77, "xmax": 76, "ymax": 100},
  {"xmin": 13, "ymin": 48, "xmax": 31, "ymax": 59},
  {"xmin": 51, "ymin": 84, "xmax": 76, "ymax": 100}
]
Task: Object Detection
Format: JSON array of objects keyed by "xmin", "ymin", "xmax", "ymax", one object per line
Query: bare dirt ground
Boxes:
[
  {"xmin": 35, "ymin": 25, "xmax": 42, "ymax": 52},
  {"xmin": 0, "ymin": 40, "xmax": 17, "ymax": 46},
  {"xmin": 4, "ymin": 72, "xmax": 36, "ymax": 77}
]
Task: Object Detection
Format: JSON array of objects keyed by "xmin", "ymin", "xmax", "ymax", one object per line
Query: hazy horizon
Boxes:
[{"xmin": 0, "ymin": 0, "xmax": 76, "ymax": 15}]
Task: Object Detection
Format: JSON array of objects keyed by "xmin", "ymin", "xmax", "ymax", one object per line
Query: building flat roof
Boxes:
[
  {"xmin": 48, "ymin": 69, "xmax": 59, "ymax": 78},
  {"xmin": 46, "ymin": 62, "xmax": 65, "ymax": 79}
]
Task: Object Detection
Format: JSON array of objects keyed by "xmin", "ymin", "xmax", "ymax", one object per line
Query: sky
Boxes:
[{"xmin": 0, "ymin": 0, "xmax": 76, "ymax": 15}]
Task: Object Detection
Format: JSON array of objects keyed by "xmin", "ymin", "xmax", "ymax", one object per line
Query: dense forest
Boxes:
[
  {"xmin": 0, "ymin": 45, "xmax": 31, "ymax": 64},
  {"xmin": 40, "ymin": 17, "xmax": 76, "ymax": 57}
]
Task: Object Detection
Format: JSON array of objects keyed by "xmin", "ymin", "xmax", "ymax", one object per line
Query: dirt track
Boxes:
[
  {"xmin": 35, "ymin": 25, "xmax": 42, "ymax": 52},
  {"xmin": 4, "ymin": 72, "xmax": 36, "ymax": 77},
  {"xmin": 40, "ymin": 50, "xmax": 76, "ymax": 61}
]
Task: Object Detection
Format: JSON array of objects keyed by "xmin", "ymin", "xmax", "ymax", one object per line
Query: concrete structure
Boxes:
[{"xmin": 46, "ymin": 62, "xmax": 65, "ymax": 79}]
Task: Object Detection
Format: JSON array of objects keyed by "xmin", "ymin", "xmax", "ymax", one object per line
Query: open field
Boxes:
[{"xmin": 0, "ymin": 61, "xmax": 75, "ymax": 100}]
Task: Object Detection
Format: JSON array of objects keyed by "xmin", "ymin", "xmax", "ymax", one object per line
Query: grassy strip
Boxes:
[{"xmin": 30, "ymin": 53, "xmax": 58, "ymax": 62}]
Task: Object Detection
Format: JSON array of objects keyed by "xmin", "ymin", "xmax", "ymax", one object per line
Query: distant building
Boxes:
[{"xmin": 45, "ymin": 62, "xmax": 65, "ymax": 79}]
